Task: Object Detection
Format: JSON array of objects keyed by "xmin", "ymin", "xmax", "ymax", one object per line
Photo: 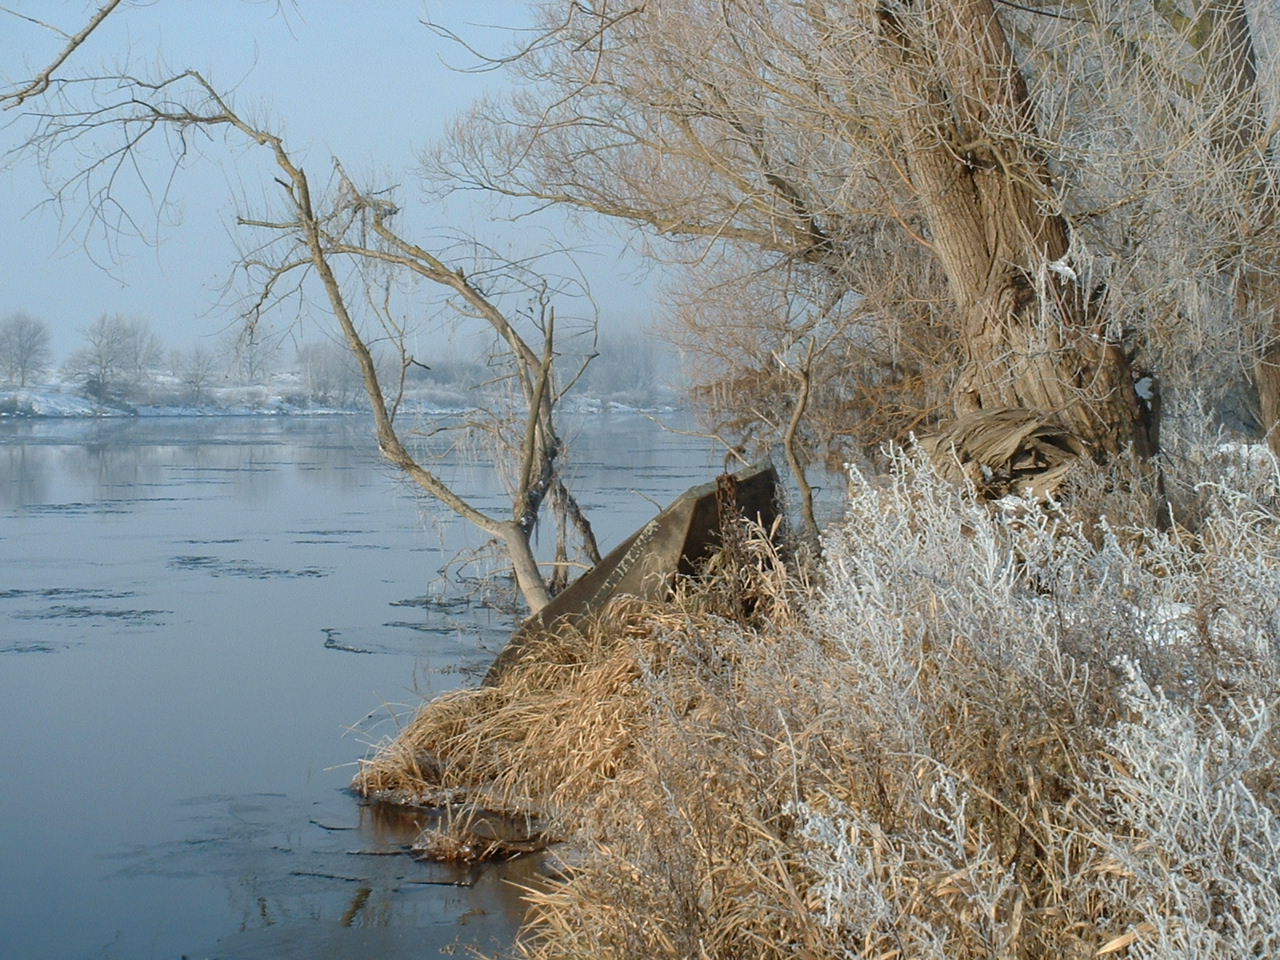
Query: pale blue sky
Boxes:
[{"xmin": 1, "ymin": 1, "xmax": 649, "ymax": 364}]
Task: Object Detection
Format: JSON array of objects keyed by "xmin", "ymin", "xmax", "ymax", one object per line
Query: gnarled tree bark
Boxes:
[{"xmin": 879, "ymin": 0, "xmax": 1151, "ymax": 460}]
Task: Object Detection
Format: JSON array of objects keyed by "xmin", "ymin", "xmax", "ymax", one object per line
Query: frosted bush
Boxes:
[
  {"xmin": 787, "ymin": 797, "xmax": 898, "ymax": 940},
  {"xmin": 1088, "ymin": 664, "xmax": 1280, "ymax": 958},
  {"xmin": 385, "ymin": 439, "xmax": 1280, "ymax": 960},
  {"xmin": 789, "ymin": 774, "xmax": 1025, "ymax": 960},
  {"xmin": 777, "ymin": 447, "xmax": 1280, "ymax": 958}
]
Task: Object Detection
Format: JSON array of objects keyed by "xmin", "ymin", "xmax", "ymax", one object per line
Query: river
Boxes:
[{"xmin": 0, "ymin": 412, "xmax": 721, "ymax": 960}]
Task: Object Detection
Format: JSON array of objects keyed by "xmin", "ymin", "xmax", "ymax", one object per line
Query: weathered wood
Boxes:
[
  {"xmin": 483, "ymin": 461, "xmax": 780, "ymax": 684},
  {"xmin": 882, "ymin": 0, "xmax": 1149, "ymax": 460},
  {"xmin": 920, "ymin": 407, "xmax": 1085, "ymax": 499}
]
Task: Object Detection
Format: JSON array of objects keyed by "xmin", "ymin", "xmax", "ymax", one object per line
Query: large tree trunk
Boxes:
[
  {"xmin": 880, "ymin": 0, "xmax": 1151, "ymax": 459},
  {"xmin": 1228, "ymin": 0, "xmax": 1280, "ymax": 453},
  {"xmin": 1257, "ymin": 349, "xmax": 1280, "ymax": 454}
]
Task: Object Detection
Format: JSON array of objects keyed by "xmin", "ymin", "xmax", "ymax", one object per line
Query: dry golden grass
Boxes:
[{"xmin": 356, "ymin": 604, "xmax": 654, "ymax": 813}]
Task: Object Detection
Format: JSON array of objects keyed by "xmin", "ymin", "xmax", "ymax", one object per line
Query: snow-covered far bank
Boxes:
[
  {"xmin": 0, "ymin": 389, "xmax": 106, "ymax": 418},
  {"xmin": 0, "ymin": 385, "xmax": 683, "ymax": 420},
  {"xmin": 561, "ymin": 395, "xmax": 681, "ymax": 416},
  {"xmin": 0, "ymin": 387, "xmax": 353, "ymax": 419}
]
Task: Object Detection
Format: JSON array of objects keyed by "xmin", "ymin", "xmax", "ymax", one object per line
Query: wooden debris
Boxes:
[
  {"xmin": 484, "ymin": 460, "xmax": 780, "ymax": 684},
  {"xmin": 919, "ymin": 407, "xmax": 1086, "ymax": 499},
  {"xmin": 413, "ymin": 803, "xmax": 554, "ymax": 862}
]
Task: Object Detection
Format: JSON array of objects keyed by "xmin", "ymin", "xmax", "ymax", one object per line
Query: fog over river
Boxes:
[{"xmin": 0, "ymin": 414, "xmax": 720, "ymax": 960}]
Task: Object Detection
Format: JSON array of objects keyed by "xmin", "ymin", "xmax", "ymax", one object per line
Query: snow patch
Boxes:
[{"xmin": 0, "ymin": 389, "xmax": 130, "ymax": 418}]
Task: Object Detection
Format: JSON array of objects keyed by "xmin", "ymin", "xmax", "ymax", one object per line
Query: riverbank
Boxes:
[{"xmin": 358, "ymin": 446, "xmax": 1280, "ymax": 959}]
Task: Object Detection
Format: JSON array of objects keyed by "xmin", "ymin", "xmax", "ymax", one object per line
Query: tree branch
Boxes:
[{"xmin": 2, "ymin": 0, "xmax": 124, "ymax": 110}]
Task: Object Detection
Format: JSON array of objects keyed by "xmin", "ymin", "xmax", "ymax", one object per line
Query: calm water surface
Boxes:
[{"xmin": 0, "ymin": 414, "xmax": 719, "ymax": 960}]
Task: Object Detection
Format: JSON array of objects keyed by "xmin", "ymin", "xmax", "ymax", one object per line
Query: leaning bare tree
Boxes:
[{"xmin": 15, "ymin": 51, "xmax": 598, "ymax": 611}]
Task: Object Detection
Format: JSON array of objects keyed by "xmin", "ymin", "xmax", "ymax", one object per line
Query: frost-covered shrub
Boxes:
[
  {"xmin": 767, "ymin": 450, "xmax": 1280, "ymax": 960},
  {"xmin": 1086, "ymin": 667, "xmax": 1280, "ymax": 959},
  {"xmin": 365, "ymin": 442, "xmax": 1280, "ymax": 960}
]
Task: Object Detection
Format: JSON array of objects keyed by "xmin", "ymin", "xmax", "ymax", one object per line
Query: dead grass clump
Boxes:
[
  {"xmin": 353, "ymin": 526, "xmax": 809, "ymax": 864},
  {"xmin": 355, "ymin": 596, "xmax": 667, "ymax": 811},
  {"xmin": 413, "ymin": 802, "xmax": 553, "ymax": 862}
]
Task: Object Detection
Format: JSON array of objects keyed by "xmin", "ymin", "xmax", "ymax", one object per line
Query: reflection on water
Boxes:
[
  {"xmin": 107, "ymin": 792, "xmax": 544, "ymax": 960},
  {"xmin": 0, "ymin": 413, "xmax": 717, "ymax": 960},
  {"xmin": 0, "ymin": 445, "xmax": 50, "ymax": 508}
]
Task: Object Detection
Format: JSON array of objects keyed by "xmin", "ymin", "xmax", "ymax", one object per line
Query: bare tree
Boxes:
[
  {"xmin": 24, "ymin": 0, "xmax": 1277, "ymax": 545},
  {"xmin": 582, "ymin": 328, "xmax": 664, "ymax": 405},
  {"xmin": 10, "ymin": 0, "xmax": 1280, "ymax": 452},
  {"xmin": 179, "ymin": 343, "xmax": 219, "ymax": 404},
  {"xmin": 21, "ymin": 64, "xmax": 598, "ymax": 612},
  {"xmin": 433, "ymin": 2, "xmax": 956, "ymax": 461},
  {"xmin": 4, "ymin": 0, "xmax": 603, "ymax": 611},
  {"xmin": 0, "ymin": 312, "xmax": 52, "ymax": 386},
  {"xmin": 65, "ymin": 313, "xmax": 131, "ymax": 399},
  {"xmin": 875, "ymin": 1, "xmax": 1151, "ymax": 456},
  {"xmin": 0, "ymin": 0, "xmax": 124, "ymax": 110},
  {"xmin": 122, "ymin": 315, "xmax": 162, "ymax": 386},
  {"xmin": 297, "ymin": 340, "xmax": 363, "ymax": 408},
  {"xmin": 1001, "ymin": 0, "xmax": 1280, "ymax": 447},
  {"xmin": 221, "ymin": 325, "xmax": 280, "ymax": 386},
  {"xmin": 63, "ymin": 313, "xmax": 157, "ymax": 402}
]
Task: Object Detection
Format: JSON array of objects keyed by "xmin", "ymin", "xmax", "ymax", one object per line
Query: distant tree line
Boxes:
[
  {"xmin": 0, "ymin": 310, "xmax": 308, "ymax": 403},
  {"xmin": 1, "ymin": 310, "xmax": 668, "ymax": 409}
]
